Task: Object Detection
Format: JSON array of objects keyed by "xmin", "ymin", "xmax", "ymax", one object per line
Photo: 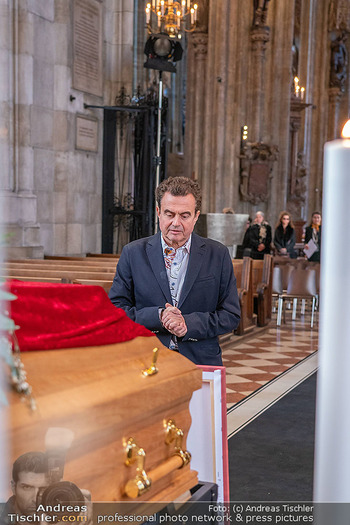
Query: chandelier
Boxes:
[{"xmin": 145, "ymin": 0, "xmax": 198, "ymax": 37}]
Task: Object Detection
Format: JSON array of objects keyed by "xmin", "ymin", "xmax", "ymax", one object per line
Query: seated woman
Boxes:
[
  {"xmin": 273, "ymin": 211, "xmax": 297, "ymax": 258},
  {"xmin": 304, "ymin": 211, "xmax": 322, "ymax": 262},
  {"xmin": 242, "ymin": 211, "xmax": 272, "ymax": 260}
]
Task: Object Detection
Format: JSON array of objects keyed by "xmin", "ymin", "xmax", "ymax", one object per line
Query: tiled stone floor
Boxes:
[{"xmin": 222, "ymin": 314, "xmax": 319, "ymax": 409}]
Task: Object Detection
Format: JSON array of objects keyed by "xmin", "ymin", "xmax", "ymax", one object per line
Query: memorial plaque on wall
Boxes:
[
  {"xmin": 73, "ymin": 0, "xmax": 102, "ymax": 97},
  {"xmin": 248, "ymin": 163, "xmax": 270, "ymax": 200},
  {"xmin": 76, "ymin": 115, "xmax": 98, "ymax": 152}
]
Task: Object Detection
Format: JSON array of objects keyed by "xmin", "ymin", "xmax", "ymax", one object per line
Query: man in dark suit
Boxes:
[{"xmin": 109, "ymin": 177, "xmax": 240, "ymax": 365}]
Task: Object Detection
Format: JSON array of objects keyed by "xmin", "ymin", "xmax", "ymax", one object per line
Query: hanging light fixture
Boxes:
[
  {"xmin": 145, "ymin": 0, "xmax": 198, "ymax": 38},
  {"xmin": 144, "ymin": 33, "xmax": 183, "ymax": 72}
]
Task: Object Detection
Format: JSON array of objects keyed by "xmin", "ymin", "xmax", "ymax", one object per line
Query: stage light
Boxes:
[{"xmin": 144, "ymin": 33, "xmax": 183, "ymax": 73}]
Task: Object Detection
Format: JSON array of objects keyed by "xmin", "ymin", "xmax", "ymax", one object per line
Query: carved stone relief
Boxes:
[
  {"xmin": 329, "ymin": 32, "xmax": 348, "ymax": 91},
  {"xmin": 252, "ymin": 0, "xmax": 271, "ymax": 28},
  {"xmin": 289, "ymin": 152, "xmax": 307, "ymax": 204},
  {"xmin": 239, "ymin": 142, "xmax": 278, "ymax": 204},
  {"xmin": 328, "ymin": 0, "xmax": 350, "ymax": 32},
  {"xmin": 192, "ymin": 32, "xmax": 208, "ymax": 58}
]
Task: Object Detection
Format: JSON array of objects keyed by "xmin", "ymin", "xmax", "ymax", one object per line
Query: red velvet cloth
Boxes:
[{"xmin": 6, "ymin": 280, "xmax": 152, "ymax": 351}]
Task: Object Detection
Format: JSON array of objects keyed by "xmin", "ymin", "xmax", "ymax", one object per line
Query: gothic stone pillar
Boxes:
[
  {"xmin": 328, "ymin": 86, "xmax": 343, "ymax": 140},
  {"xmin": 191, "ymin": 32, "xmax": 208, "ymax": 187},
  {"xmin": 250, "ymin": 26, "xmax": 270, "ymax": 142}
]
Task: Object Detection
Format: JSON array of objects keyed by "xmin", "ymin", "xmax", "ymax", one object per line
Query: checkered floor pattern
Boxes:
[{"xmin": 222, "ymin": 316, "xmax": 319, "ymax": 408}]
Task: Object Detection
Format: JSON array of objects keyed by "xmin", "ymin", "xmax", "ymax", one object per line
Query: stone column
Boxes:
[
  {"xmin": 0, "ymin": 0, "xmax": 14, "ymax": 195},
  {"xmin": 203, "ymin": 0, "xmax": 230, "ymax": 212},
  {"xmin": 0, "ymin": 0, "xmax": 43, "ymax": 257},
  {"xmin": 286, "ymin": 98, "xmax": 310, "ymax": 221},
  {"xmin": 289, "ymin": 110, "xmax": 301, "ymax": 197},
  {"xmin": 107, "ymin": 0, "xmax": 134, "ymax": 101},
  {"xmin": 184, "ymin": 0, "xmax": 210, "ymax": 208},
  {"xmin": 328, "ymin": 86, "xmax": 343, "ymax": 140},
  {"xmin": 190, "ymin": 32, "xmax": 208, "ymax": 187},
  {"xmin": 327, "ymin": 28, "xmax": 348, "ymax": 139},
  {"xmin": 250, "ymin": 26, "xmax": 270, "ymax": 142}
]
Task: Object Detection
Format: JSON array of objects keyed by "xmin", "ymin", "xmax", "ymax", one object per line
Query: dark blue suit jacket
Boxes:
[{"xmin": 108, "ymin": 232, "xmax": 240, "ymax": 365}]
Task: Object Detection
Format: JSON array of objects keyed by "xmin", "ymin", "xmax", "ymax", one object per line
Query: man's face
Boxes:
[
  {"xmin": 157, "ymin": 192, "xmax": 200, "ymax": 248},
  {"xmin": 12, "ymin": 471, "xmax": 49, "ymax": 516}
]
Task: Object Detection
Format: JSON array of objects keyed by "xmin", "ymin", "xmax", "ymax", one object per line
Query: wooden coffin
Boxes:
[{"xmin": 1, "ymin": 336, "xmax": 202, "ymax": 503}]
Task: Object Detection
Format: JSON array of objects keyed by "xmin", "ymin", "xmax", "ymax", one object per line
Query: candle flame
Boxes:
[{"xmin": 342, "ymin": 120, "xmax": 350, "ymax": 139}]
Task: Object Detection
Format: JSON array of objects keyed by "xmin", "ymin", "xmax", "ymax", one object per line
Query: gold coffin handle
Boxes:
[
  {"xmin": 142, "ymin": 347, "xmax": 159, "ymax": 377},
  {"xmin": 124, "ymin": 421, "xmax": 191, "ymax": 499},
  {"xmin": 124, "ymin": 438, "xmax": 151, "ymax": 498},
  {"xmin": 165, "ymin": 418, "xmax": 191, "ymax": 466}
]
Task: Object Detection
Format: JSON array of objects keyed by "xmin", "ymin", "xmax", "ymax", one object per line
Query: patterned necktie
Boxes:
[{"xmin": 164, "ymin": 246, "xmax": 176, "ymax": 269}]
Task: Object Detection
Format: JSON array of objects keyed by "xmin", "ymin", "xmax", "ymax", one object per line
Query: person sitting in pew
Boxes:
[
  {"xmin": 242, "ymin": 211, "xmax": 272, "ymax": 260},
  {"xmin": 273, "ymin": 211, "xmax": 297, "ymax": 258},
  {"xmin": 304, "ymin": 211, "xmax": 322, "ymax": 263}
]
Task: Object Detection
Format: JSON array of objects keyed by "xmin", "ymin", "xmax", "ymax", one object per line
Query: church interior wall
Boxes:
[
  {"xmin": 185, "ymin": 0, "xmax": 349, "ymax": 230},
  {"xmin": 2, "ymin": 0, "xmax": 136, "ymax": 257},
  {"xmin": 1, "ymin": 0, "xmax": 349, "ymax": 256}
]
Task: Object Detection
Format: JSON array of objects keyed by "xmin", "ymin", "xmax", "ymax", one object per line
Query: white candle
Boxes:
[
  {"xmin": 177, "ymin": 10, "xmax": 181, "ymax": 28},
  {"xmin": 294, "ymin": 76, "xmax": 299, "ymax": 94},
  {"xmin": 314, "ymin": 121, "xmax": 350, "ymax": 510}
]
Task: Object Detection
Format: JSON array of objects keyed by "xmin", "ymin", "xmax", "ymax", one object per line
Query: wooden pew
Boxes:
[
  {"xmin": 87, "ymin": 253, "xmax": 121, "ymax": 258},
  {"xmin": 41, "ymin": 257, "xmax": 118, "ymax": 266},
  {"xmin": 72, "ymin": 279, "xmax": 113, "ymax": 293},
  {"xmin": 4, "ymin": 262, "xmax": 116, "ymax": 272},
  {"xmin": 43, "ymin": 253, "xmax": 120, "ymax": 262},
  {"xmin": 0, "ymin": 276, "xmax": 63, "ymax": 284},
  {"xmin": 4, "ymin": 258, "xmax": 118, "ymax": 291},
  {"xmin": 251, "ymin": 254, "xmax": 273, "ymax": 327},
  {"xmin": 5, "ymin": 257, "xmax": 259, "ymax": 335},
  {"xmin": 2, "ymin": 268, "xmax": 116, "ymax": 282},
  {"xmin": 44, "ymin": 255, "xmax": 100, "ymax": 261},
  {"xmin": 232, "ymin": 257, "xmax": 256, "ymax": 335}
]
